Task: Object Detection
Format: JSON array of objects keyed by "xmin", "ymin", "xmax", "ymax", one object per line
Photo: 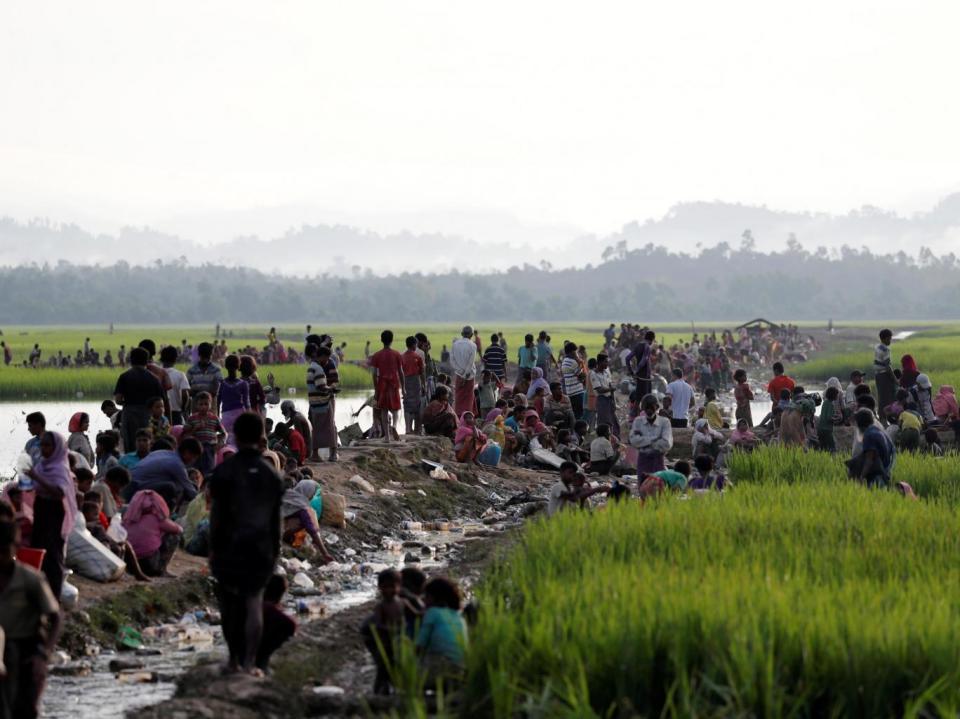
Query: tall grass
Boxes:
[{"xmin": 462, "ymin": 450, "xmax": 960, "ymax": 717}]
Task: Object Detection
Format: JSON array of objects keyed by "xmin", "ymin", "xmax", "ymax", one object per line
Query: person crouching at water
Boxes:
[{"xmin": 629, "ymin": 394, "xmax": 673, "ymax": 474}]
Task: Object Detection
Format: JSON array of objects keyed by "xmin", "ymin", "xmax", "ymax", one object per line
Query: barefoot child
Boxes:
[
  {"xmin": 416, "ymin": 577, "xmax": 469, "ymax": 685},
  {"xmin": 362, "ymin": 568, "xmax": 406, "ymax": 695},
  {"xmin": 182, "ymin": 392, "xmax": 226, "ymax": 476},
  {"xmin": 147, "ymin": 397, "xmax": 171, "ymax": 439}
]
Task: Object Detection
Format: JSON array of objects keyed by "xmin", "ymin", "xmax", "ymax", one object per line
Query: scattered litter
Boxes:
[
  {"xmin": 417, "ymin": 489, "xmax": 427, "ymax": 496},
  {"xmin": 389, "ymin": 480, "xmax": 402, "ymax": 487},
  {"xmin": 402, "ymin": 521, "xmax": 423, "ymax": 531},
  {"xmin": 344, "ymin": 511, "xmax": 357, "ymax": 522},
  {"xmin": 325, "ymin": 533, "xmax": 340, "ymax": 545},
  {"xmin": 313, "ymin": 686, "xmax": 345, "ymax": 697},
  {"xmin": 115, "ymin": 626, "xmax": 143, "ymax": 651},
  {"xmin": 403, "ymin": 552, "xmax": 421, "ymax": 563},
  {"xmin": 117, "ymin": 671, "xmax": 159, "ymax": 684},
  {"xmin": 381, "ymin": 537, "xmax": 403, "ymax": 552},
  {"xmin": 348, "ymin": 475, "xmax": 376, "ymax": 494},
  {"xmin": 293, "ymin": 572, "xmax": 315, "ymax": 589},
  {"xmin": 51, "ymin": 661, "xmax": 92, "ymax": 677},
  {"xmin": 296, "ymin": 599, "xmax": 328, "ymax": 617},
  {"xmin": 429, "ymin": 467, "xmax": 451, "ymax": 481},
  {"xmin": 379, "ymin": 488, "xmax": 400, "ymax": 497},
  {"xmin": 343, "ymin": 548, "xmax": 357, "ymax": 557},
  {"xmin": 421, "ymin": 545, "xmax": 433, "ymax": 556},
  {"xmin": 179, "ymin": 612, "xmax": 198, "ymax": 625},
  {"xmin": 109, "ymin": 658, "xmax": 145, "ymax": 672}
]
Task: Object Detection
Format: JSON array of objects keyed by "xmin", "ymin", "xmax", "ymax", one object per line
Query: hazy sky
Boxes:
[{"xmin": 3, "ymin": 2, "xmax": 960, "ymax": 246}]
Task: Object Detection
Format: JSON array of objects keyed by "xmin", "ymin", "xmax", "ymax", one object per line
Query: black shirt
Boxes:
[
  {"xmin": 207, "ymin": 448, "xmax": 284, "ymax": 588},
  {"xmin": 114, "ymin": 366, "xmax": 164, "ymax": 407},
  {"xmin": 482, "ymin": 344, "xmax": 508, "ymax": 379}
]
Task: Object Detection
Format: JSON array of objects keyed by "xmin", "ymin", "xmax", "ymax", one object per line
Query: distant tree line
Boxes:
[{"xmin": 3, "ymin": 240, "xmax": 960, "ymax": 323}]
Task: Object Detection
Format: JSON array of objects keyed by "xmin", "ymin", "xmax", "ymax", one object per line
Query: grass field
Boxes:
[
  {"xmin": 795, "ymin": 324, "xmax": 960, "ymax": 391},
  {"xmin": 0, "ymin": 323, "xmax": 694, "ymax": 400},
  {"xmin": 457, "ymin": 447, "xmax": 960, "ymax": 718}
]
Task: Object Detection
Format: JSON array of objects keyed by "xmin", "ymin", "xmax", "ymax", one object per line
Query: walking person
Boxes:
[{"xmin": 208, "ymin": 413, "xmax": 285, "ymax": 675}]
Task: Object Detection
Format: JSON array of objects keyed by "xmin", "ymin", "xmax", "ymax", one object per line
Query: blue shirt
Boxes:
[
  {"xmin": 536, "ymin": 342, "xmax": 553, "ymax": 367},
  {"xmin": 124, "ymin": 449, "xmax": 197, "ymax": 506},
  {"xmin": 517, "ymin": 345, "xmax": 538, "ymax": 370},
  {"xmin": 862, "ymin": 425, "xmax": 895, "ymax": 476},
  {"xmin": 416, "ymin": 607, "xmax": 467, "ymax": 666}
]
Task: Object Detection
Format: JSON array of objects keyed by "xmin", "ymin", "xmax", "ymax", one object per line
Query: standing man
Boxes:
[
  {"xmin": 114, "ymin": 348, "xmax": 164, "ymax": 451},
  {"xmin": 536, "ymin": 332, "xmax": 557, "ymax": 381},
  {"xmin": 401, "ymin": 336, "xmax": 426, "ymax": 436},
  {"xmin": 603, "ymin": 323, "xmax": 617, "ymax": 350},
  {"xmin": 628, "ymin": 331, "xmax": 656, "ymax": 398},
  {"xmin": 160, "ymin": 345, "xmax": 191, "ymax": 426},
  {"xmin": 766, "ymin": 362, "xmax": 796, "ymax": 403},
  {"xmin": 450, "ymin": 326, "xmax": 479, "ymax": 417},
  {"xmin": 207, "ymin": 412, "xmax": 284, "ymax": 675},
  {"xmin": 481, "ymin": 333, "xmax": 508, "ymax": 382},
  {"xmin": 517, "ymin": 334, "xmax": 538, "ymax": 380},
  {"xmin": 591, "ymin": 354, "xmax": 620, "ymax": 438},
  {"xmin": 629, "ymin": 394, "xmax": 673, "ymax": 475},
  {"xmin": 138, "ymin": 339, "xmax": 173, "ymax": 419},
  {"xmin": 368, "ymin": 330, "xmax": 405, "ymax": 442},
  {"xmin": 187, "ymin": 342, "xmax": 223, "ymax": 405},
  {"xmin": 664, "ymin": 368, "xmax": 695, "ymax": 428},
  {"xmin": 874, "ymin": 329, "xmax": 895, "ymax": 423},
  {"xmin": 560, "ymin": 342, "xmax": 587, "ymax": 419}
]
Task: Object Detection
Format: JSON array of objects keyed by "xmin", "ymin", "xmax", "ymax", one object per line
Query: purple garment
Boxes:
[
  {"xmin": 688, "ymin": 472, "xmax": 727, "ymax": 491},
  {"xmin": 218, "ymin": 378, "xmax": 250, "ymax": 414},
  {"xmin": 636, "ymin": 452, "xmax": 665, "ymax": 474}
]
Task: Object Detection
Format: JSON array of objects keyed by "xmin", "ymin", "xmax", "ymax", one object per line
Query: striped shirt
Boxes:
[
  {"xmin": 184, "ymin": 412, "xmax": 225, "ymax": 446},
  {"xmin": 306, "ymin": 360, "xmax": 328, "ymax": 406},
  {"xmin": 482, "ymin": 344, "xmax": 508, "ymax": 379},
  {"xmin": 561, "ymin": 356, "xmax": 585, "ymax": 396}
]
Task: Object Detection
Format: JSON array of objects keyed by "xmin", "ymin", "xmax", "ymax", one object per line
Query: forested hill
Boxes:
[{"xmin": 4, "ymin": 243, "xmax": 960, "ymax": 323}]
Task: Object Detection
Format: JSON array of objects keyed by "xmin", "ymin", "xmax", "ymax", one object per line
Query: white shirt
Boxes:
[
  {"xmin": 547, "ymin": 480, "xmax": 569, "ymax": 517},
  {"xmin": 165, "ymin": 366, "xmax": 191, "ymax": 412},
  {"xmin": 665, "ymin": 379, "xmax": 694, "ymax": 421},
  {"xmin": 590, "ymin": 437, "xmax": 617, "ymax": 462},
  {"xmin": 590, "ymin": 368, "xmax": 613, "ymax": 393},
  {"xmin": 450, "ymin": 337, "xmax": 478, "ymax": 380}
]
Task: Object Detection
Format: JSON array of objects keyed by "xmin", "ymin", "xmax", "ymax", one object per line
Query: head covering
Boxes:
[
  {"xmin": 527, "ymin": 367, "xmax": 550, "ymax": 399},
  {"xmin": 281, "ymin": 479, "xmax": 319, "ymax": 518},
  {"xmin": 916, "ymin": 373, "xmax": 932, "ymax": 390},
  {"xmin": 33, "ymin": 432, "xmax": 79, "ymax": 539},
  {"xmin": 901, "ymin": 355, "xmax": 919, "ymax": 374},
  {"xmin": 123, "ymin": 489, "xmax": 170, "ymax": 526},
  {"xmin": 68, "ymin": 412, "xmax": 87, "ymax": 433},
  {"xmin": 484, "ymin": 408, "xmax": 503, "ymax": 424},
  {"xmin": 826, "ymin": 377, "xmax": 842, "ymax": 392},
  {"xmin": 694, "ymin": 418, "xmax": 710, "ymax": 433}
]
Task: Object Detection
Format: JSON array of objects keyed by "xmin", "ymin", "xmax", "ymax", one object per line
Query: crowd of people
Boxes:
[{"xmin": 2, "ymin": 320, "xmax": 952, "ymax": 713}]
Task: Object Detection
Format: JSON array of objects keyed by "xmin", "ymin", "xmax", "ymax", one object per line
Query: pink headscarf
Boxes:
[
  {"xmin": 33, "ymin": 432, "xmax": 79, "ymax": 539},
  {"xmin": 483, "ymin": 408, "xmax": 503, "ymax": 424},
  {"xmin": 454, "ymin": 412, "xmax": 486, "ymax": 445},
  {"xmin": 123, "ymin": 489, "xmax": 170, "ymax": 526}
]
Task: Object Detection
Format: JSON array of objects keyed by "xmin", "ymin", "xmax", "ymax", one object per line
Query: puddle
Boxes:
[
  {"xmin": 41, "ymin": 528, "xmax": 479, "ymax": 717},
  {"xmin": 892, "ymin": 331, "xmax": 916, "ymax": 342}
]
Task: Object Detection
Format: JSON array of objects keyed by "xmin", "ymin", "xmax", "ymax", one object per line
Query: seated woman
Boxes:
[
  {"xmin": 692, "ymin": 418, "xmax": 725, "ymax": 459},
  {"xmin": 82, "ymin": 497, "xmax": 150, "ymax": 581},
  {"xmin": 423, "ymin": 387, "xmax": 459, "ymax": 439},
  {"xmin": 281, "ymin": 479, "xmax": 334, "ymax": 563},
  {"xmin": 482, "ymin": 409, "xmax": 518, "ymax": 457},
  {"xmin": 454, "ymin": 412, "xmax": 487, "ymax": 464},
  {"xmin": 122, "ymin": 489, "xmax": 182, "ymax": 577},
  {"xmin": 727, "ymin": 418, "xmax": 759, "ymax": 451}
]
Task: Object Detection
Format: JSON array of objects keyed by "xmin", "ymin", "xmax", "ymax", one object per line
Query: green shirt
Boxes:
[
  {"xmin": 416, "ymin": 607, "xmax": 467, "ymax": 666},
  {"xmin": 654, "ymin": 469, "xmax": 688, "ymax": 490},
  {"xmin": 817, "ymin": 398, "xmax": 835, "ymax": 432}
]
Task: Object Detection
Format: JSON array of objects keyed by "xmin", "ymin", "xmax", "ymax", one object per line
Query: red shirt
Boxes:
[
  {"xmin": 288, "ymin": 429, "xmax": 307, "ymax": 464},
  {"xmin": 767, "ymin": 374, "xmax": 796, "ymax": 401},
  {"xmin": 368, "ymin": 348, "xmax": 404, "ymax": 387},
  {"xmin": 401, "ymin": 349, "xmax": 425, "ymax": 378}
]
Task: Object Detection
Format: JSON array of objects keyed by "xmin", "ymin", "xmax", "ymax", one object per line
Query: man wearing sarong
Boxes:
[
  {"xmin": 368, "ymin": 330, "xmax": 405, "ymax": 442},
  {"xmin": 450, "ymin": 326, "xmax": 478, "ymax": 417}
]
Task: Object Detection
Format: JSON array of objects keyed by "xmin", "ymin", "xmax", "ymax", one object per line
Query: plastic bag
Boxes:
[
  {"xmin": 15, "ymin": 452, "xmax": 34, "ymax": 489},
  {"xmin": 66, "ymin": 523, "xmax": 125, "ymax": 583},
  {"xmin": 106, "ymin": 513, "xmax": 128, "ymax": 544}
]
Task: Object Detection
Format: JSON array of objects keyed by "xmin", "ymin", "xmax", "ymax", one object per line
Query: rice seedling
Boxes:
[{"xmin": 462, "ymin": 452, "xmax": 960, "ymax": 717}]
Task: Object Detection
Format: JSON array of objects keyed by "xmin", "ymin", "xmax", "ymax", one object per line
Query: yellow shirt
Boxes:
[
  {"xmin": 899, "ymin": 411, "xmax": 923, "ymax": 432},
  {"xmin": 705, "ymin": 400, "xmax": 724, "ymax": 430}
]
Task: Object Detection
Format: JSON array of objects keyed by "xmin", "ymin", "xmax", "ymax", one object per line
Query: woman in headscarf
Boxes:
[
  {"xmin": 122, "ymin": 489, "xmax": 182, "ymax": 577},
  {"xmin": 727, "ymin": 417, "xmax": 758, "ymax": 451},
  {"xmin": 912, "ymin": 374, "xmax": 937, "ymax": 424},
  {"xmin": 422, "ymin": 386, "xmax": 459, "ymax": 440},
  {"xmin": 692, "ymin": 418, "xmax": 725, "ymax": 459},
  {"xmin": 67, "ymin": 412, "xmax": 95, "ymax": 466},
  {"xmin": 526, "ymin": 367, "xmax": 550, "ymax": 400},
  {"xmin": 280, "ymin": 478, "xmax": 333, "ymax": 563},
  {"xmin": 25, "ymin": 431, "xmax": 79, "ymax": 597},
  {"xmin": 899, "ymin": 355, "xmax": 920, "ymax": 389},
  {"xmin": 454, "ymin": 411, "xmax": 487, "ymax": 464}
]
